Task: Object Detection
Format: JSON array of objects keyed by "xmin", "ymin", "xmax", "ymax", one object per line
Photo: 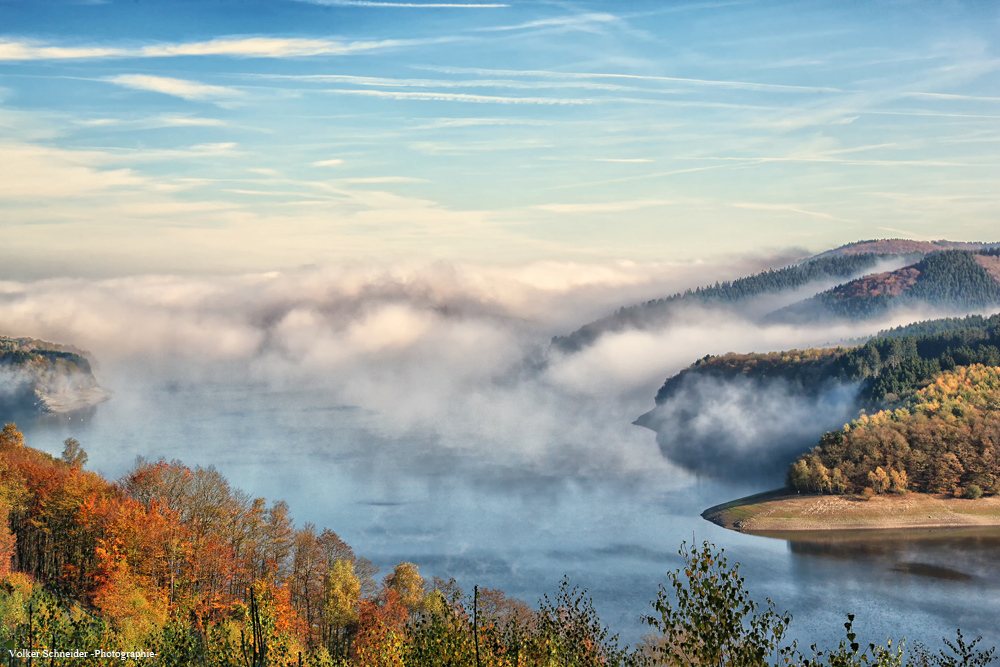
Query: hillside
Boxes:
[
  {"xmin": 700, "ymin": 363, "xmax": 1000, "ymax": 533},
  {"xmin": 552, "ymin": 251, "xmax": 912, "ymax": 352},
  {"xmin": 645, "ymin": 312, "xmax": 1000, "ymax": 410},
  {"xmin": 0, "ymin": 336, "xmax": 108, "ymax": 415},
  {"xmin": 773, "ymin": 249, "xmax": 1000, "ymax": 322},
  {"xmin": 638, "ymin": 313, "xmax": 1000, "ymax": 479},
  {"xmin": 552, "ymin": 239, "xmax": 1000, "ymax": 354},
  {"xmin": 788, "ymin": 364, "xmax": 1000, "ymax": 497}
]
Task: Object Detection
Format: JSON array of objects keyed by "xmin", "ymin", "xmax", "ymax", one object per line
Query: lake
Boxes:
[{"xmin": 17, "ymin": 365, "xmax": 1000, "ymax": 654}]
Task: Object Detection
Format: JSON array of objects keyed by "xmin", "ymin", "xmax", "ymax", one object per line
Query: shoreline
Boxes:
[{"xmin": 703, "ymin": 489, "xmax": 1000, "ymax": 533}]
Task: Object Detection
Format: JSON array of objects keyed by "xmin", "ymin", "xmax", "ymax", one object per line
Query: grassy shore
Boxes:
[{"xmin": 703, "ymin": 489, "xmax": 1000, "ymax": 533}]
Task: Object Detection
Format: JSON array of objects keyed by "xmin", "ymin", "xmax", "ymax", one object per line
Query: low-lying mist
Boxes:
[
  {"xmin": 0, "ymin": 255, "xmax": 941, "ymax": 489},
  {"xmin": 640, "ymin": 373, "xmax": 861, "ymax": 481}
]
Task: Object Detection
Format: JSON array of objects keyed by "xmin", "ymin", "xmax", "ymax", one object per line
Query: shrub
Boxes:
[
  {"xmin": 964, "ymin": 485, "xmax": 983, "ymax": 500},
  {"xmin": 645, "ymin": 541, "xmax": 796, "ymax": 667}
]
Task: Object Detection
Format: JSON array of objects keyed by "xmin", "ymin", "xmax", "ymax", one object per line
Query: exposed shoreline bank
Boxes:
[{"xmin": 703, "ymin": 489, "xmax": 1000, "ymax": 533}]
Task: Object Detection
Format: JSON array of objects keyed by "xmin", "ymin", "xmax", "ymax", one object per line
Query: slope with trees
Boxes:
[
  {"xmin": 553, "ymin": 252, "xmax": 914, "ymax": 352},
  {"xmin": 649, "ymin": 312, "xmax": 1000, "ymax": 414},
  {"xmin": 553, "ymin": 240, "xmax": 1000, "ymax": 354},
  {"xmin": 0, "ymin": 336, "xmax": 108, "ymax": 415},
  {"xmin": 775, "ymin": 249, "xmax": 1000, "ymax": 322},
  {"xmin": 788, "ymin": 364, "xmax": 1000, "ymax": 497}
]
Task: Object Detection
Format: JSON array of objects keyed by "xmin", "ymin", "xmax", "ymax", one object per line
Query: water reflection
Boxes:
[
  {"xmin": 746, "ymin": 527, "xmax": 1000, "ymax": 649},
  {"xmin": 758, "ymin": 527, "xmax": 1000, "ymax": 582}
]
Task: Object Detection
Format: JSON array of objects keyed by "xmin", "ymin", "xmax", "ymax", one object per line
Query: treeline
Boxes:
[
  {"xmin": 0, "ymin": 347, "xmax": 91, "ymax": 377},
  {"xmin": 553, "ymin": 252, "xmax": 903, "ymax": 351},
  {"xmin": 816, "ymin": 250, "xmax": 1000, "ymax": 319},
  {"xmin": 654, "ymin": 313, "xmax": 1000, "ymax": 409},
  {"xmin": 789, "ymin": 365, "xmax": 1000, "ymax": 497},
  {"xmin": 873, "ymin": 314, "xmax": 1000, "ymax": 340}
]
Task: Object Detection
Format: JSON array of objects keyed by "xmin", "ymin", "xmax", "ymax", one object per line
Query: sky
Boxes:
[{"xmin": 1, "ymin": 0, "xmax": 999, "ymax": 277}]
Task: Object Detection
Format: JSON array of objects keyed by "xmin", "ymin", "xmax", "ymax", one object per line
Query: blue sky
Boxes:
[{"xmin": 2, "ymin": 0, "xmax": 999, "ymax": 276}]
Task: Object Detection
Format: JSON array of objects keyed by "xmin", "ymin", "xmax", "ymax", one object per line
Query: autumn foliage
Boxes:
[
  {"xmin": 0, "ymin": 424, "xmax": 653, "ymax": 665},
  {"xmin": 789, "ymin": 365, "xmax": 1000, "ymax": 496}
]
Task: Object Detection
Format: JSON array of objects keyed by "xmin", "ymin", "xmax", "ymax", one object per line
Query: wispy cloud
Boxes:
[
  {"xmin": 409, "ymin": 138, "xmax": 552, "ymax": 153},
  {"xmin": 901, "ymin": 91, "xmax": 1000, "ymax": 103},
  {"xmin": 155, "ymin": 116, "xmax": 228, "ymax": 127},
  {"xmin": 324, "ymin": 88, "xmax": 595, "ymax": 105},
  {"xmin": 412, "ymin": 117, "xmax": 555, "ymax": 129},
  {"xmin": 0, "ymin": 36, "xmax": 457, "ymax": 61},
  {"xmin": 138, "ymin": 37, "xmax": 431, "ymax": 58},
  {"xmin": 0, "ymin": 142, "xmax": 147, "ymax": 199},
  {"xmin": 535, "ymin": 199, "xmax": 670, "ymax": 213},
  {"xmin": 72, "ymin": 115, "xmax": 227, "ymax": 129},
  {"xmin": 475, "ymin": 13, "xmax": 620, "ymax": 32},
  {"xmin": 0, "ymin": 40, "xmax": 125, "ymax": 60},
  {"xmin": 107, "ymin": 74, "xmax": 243, "ymax": 102},
  {"xmin": 733, "ymin": 202, "xmax": 843, "ymax": 221},
  {"xmin": 692, "ymin": 155, "xmax": 988, "ymax": 168},
  {"xmin": 313, "ymin": 159, "xmax": 345, "ymax": 167},
  {"xmin": 342, "ymin": 176, "xmax": 427, "ymax": 183},
  {"xmin": 251, "ymin": 72, "xmax": 642, "ymax": 93},
  {"xmin": 417, "ymin": 65, "xmax": 846, "ymax": 94},
  {"xmin": 297, "ymin": 0, "xmax": 507, "ymax": 6}
]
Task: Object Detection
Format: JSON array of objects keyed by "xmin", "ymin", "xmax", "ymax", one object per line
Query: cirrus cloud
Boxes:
[{"xmin": 107, "ymin": 74, "xmax": 243, "ymax": 102}]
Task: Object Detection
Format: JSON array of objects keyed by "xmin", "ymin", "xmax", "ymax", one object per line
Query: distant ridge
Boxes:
[
  {"xmin": 815, "ymin": 238, "xmax": 1000, "ymax": 258},
  {"xmin": 552, "ymin": 238, "xmax": 1000, "ymax": 353},
  {"xmin": 772, "ymin": 248, "xmax": 1000, "ymax": 322}
]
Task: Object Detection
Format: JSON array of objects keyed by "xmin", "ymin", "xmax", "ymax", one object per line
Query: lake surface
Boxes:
[{"xmin": 18, "ymin": 371, "xmax": 1000, "ymax": 653}]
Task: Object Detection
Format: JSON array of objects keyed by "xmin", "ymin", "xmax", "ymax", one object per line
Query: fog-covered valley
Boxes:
[{"xmin": 6, "ymin": 251, "xmax": 1000, "ymax": 648}]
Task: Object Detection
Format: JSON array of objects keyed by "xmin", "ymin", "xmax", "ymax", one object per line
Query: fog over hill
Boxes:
[
  {"xmin": 0, "ymin": 336, "xmax": 107, "ymax": 416},
  {"xmin": 773, "ymin": 249, "xmax": 1000, "ymax": 323},
  {"xmin": 640, "ymin": 312, "xmax": 1000, "ymax": 481},
  {"xmin": 552, "ymin": 239, "xmax": 1000, "ymax": 352}
]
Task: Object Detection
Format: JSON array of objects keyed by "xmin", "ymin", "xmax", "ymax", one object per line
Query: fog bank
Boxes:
[{"xmin": 0, "ymin": 255, "xmax": 935, "ymax": 486}]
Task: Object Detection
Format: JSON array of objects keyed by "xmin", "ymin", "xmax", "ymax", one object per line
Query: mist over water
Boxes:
[
  {"xmin": 644, "ymin": 374, "xmax": 861, "ymax": 480},
  {"xmin": 5, "ymin": 257, "xmax": 1000, "ymax": 648}
]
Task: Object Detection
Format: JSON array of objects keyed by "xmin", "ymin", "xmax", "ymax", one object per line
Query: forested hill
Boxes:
[
  {"xmin": 552, "ymin": 240, "xmax": 1000, "ymax": 354},
  {"xmin": 638, "ymin": 312, "xmax": 1000, "ymax": 480},
  {"xmin": 0, "ymin": 336, "xmax": 108, "ymax": 414},
  {"xmin": 773, "ymin": 249, "xmax": 1000, "ymax": 322},
  {"xmin": 788, "ymin": 364, "xmax": 1000, "ymax": 497},
  {"xmin": 552, "ymin": 252, "xmax": 907, "ymax": 352},
  {"xmin": 647, "ymin": 312, "xmax": 1000, "ymax": 414}
]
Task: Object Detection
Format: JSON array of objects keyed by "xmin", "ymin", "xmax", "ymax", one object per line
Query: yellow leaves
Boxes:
[
  {"xmin": 914, "ymin": 365, "xmax": 1000, "ymax": 417},
  {"xmin": 384, "ymin": 562, "xmax": 425, "ymax": 613},
  {"xmin": 325, "ymin": 558, "xmax": 361, "ymax": 628}
]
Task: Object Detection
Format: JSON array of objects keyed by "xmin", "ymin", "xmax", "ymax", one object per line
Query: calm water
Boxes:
[{"xmin": 18, "ymin": 373, "xmax": 1000, "ymax": 653}]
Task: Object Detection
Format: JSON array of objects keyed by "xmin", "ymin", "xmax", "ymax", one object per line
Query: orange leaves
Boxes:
[{"xmin": 352, "ymin": 588, "xmax": 409, "ymax": 667}]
